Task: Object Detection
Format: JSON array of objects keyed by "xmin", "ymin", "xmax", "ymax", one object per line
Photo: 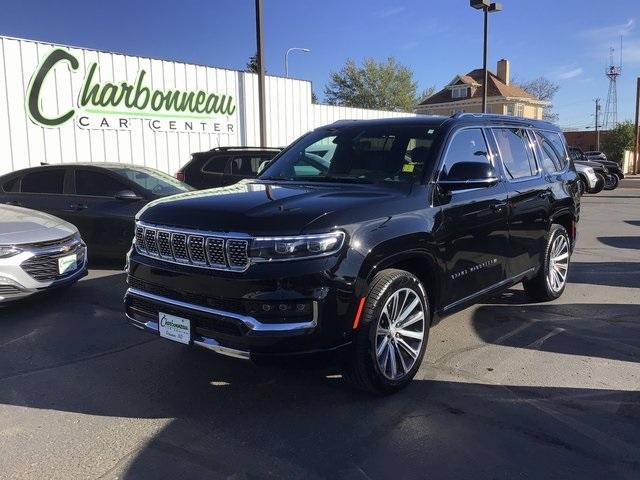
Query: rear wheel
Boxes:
[
  {"xmin": 344, "ymin": 269, "xmax": 429, "ymax": 394},
  {"xmin": 523, "ymin": 224, "xmax": 570, "ymax": 301}
]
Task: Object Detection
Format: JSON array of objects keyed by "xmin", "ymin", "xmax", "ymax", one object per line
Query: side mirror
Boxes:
[
  {"xmin": 114, "ymin": 189, "xmax": 143, "ymax": 201},
  {"xmin": 439, "ymin": 162, "xmax": 499, "ymax": 191}
]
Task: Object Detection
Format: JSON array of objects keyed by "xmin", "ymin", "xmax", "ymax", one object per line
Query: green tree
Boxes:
[
  {"xmin": 602, "ymin": 121, "xmax": 635, "ymax": 163},
  {"xmin": 324, "ymin": 57, "xmax": 420, "ymax": 111},
  {"xmin": 516, "ymin": 76, "xmax": 560, "ymax": 122},
  {"xmin": 246, "ymin": 53, "xmax": 262, "ymax": 74}
]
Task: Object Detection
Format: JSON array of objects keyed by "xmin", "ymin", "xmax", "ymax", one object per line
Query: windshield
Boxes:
[
  {"xmin": 109, "ymin": 167, "xmax": 193, "ymax": 195},
  {"xmin": 259, "ymin": 124, "xmax": 438, "ymax": 184}
]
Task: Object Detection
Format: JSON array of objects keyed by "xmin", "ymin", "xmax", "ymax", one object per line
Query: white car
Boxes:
[
  {"xmin": 574, "ymin": 163, "xmax": 604, "ymax": 195},
  {"xmin": 0, "ymin": 205, "xmax": 87, "ymax": 302}
]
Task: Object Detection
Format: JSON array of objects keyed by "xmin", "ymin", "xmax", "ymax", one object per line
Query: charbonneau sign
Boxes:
[{"xmin": 26, "ymin": 48, "xmax": 237, "ymax": 133}]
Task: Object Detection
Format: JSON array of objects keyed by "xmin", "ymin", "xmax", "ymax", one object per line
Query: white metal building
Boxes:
[{"xmin": 0, "ymin": 35, "xmax": 415, "ymax": 176}]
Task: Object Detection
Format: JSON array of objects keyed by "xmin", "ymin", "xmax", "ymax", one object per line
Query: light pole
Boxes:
[
  {"xmin": 470, "ymin": 0, "xmax": 502, "ymax": 113},
  {"xmin": 284, "ymin": 47, "xmax": 310, "ymax": 77},
  {"xmin": 254, "ymin": 0, "xmax": 267, "ymax": 147}
]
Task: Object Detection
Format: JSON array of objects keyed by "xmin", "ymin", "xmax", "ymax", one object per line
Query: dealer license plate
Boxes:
[
  {"xmin": 159, "ymin": 312, "xmax": 191, "ymax": 344},
  {"xmin": 58, "ymin": 254, "xmax": 77, "ymax": 274}
]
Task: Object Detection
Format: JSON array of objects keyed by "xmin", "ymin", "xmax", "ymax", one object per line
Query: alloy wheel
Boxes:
[
  {"xmin": 547, "ymin": 234, "xmax": 569, "ymax": 293},
  {"xmin": 375, "ymin": 288, "xmax": 425, "ymax": 380}
]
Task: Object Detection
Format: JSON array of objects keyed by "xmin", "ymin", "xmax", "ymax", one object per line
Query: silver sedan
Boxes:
[{"xmin": 0, "ymin": 205, "xmax": 87, "ymax": 302}]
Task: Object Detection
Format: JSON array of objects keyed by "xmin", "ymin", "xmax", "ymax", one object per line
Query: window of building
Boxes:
[
  {"xmin": 451, "ymin": 86, "xmax": 468, "ymax": 99},
  {"xmin": 441, "ymin": 128, "xmax": 491, "ymax": 179},
  {"xmin": 21, "ymin": 170, "xmax": 65, "ymax": 194},
  {"xmin": 492, "ymin": 128, "xmax": 538, "ymax": 179},
  {"xmin": 75, "ymin": 170, "xmax": 129, "ymax": 197}
]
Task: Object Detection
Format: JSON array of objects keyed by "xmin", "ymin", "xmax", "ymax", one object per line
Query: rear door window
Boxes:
[
  {"xmin": 75, "ymin": 170, "xmax": 130, "ymax": 197},
  {"xmin": 2, "ymin": 177, "xmax": 20, "ymax": 192},
  {"xmin": 537, "ymin": 131, "xmax": 569, "ymax": 171},
  {"xmin": 492, "ymin": 128, "xmax": 538, "ymax": 179},
  {"xmin": 21, "ymin": 170, "xmax": 65, "ymax": 194}
]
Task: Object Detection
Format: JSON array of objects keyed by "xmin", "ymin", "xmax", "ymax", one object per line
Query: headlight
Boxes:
[
  {"xmin": 0, "ymin": 246, "xmax": 22, "ymax": 259},
  {"xmin": 249, "ymin": 231, "xmax": 345, "ymax": 262}
]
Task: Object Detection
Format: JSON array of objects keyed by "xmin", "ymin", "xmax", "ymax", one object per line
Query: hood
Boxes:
[
  {"xmin": 0, "ymin": 205, "xmax": 78, "ymax": 245},
  {"xmin": 137, "ymin": 180, "xmax": 409, "ymax": 235}
]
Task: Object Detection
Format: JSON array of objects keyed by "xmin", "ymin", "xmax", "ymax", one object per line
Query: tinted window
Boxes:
[
  {"xmin": 203, "ymin": 156, "xmax": 228, "ymax": 173},
  {"xmin": 261, "ymin": 125, "xmax": 437, "ymax": 183},
  {"xmin": 229, "ymin": 155, "xmax": 273, "ymax": 175},
  {"xmin": 21, "ymin": 170, "xmax": 65, "ymax": 194},
  {"xmin": 76, "ymin": 170, "xmax": 129, "ymax": 197},
  {"xmin": 441, "ymin": 128, "xmax": 491, "ymax": 178},
  {"xmin": 534, "ymin": 132, "xmax": 561, "ymax": 172},
  {"xmin": 539, "ymin": 131, "xmax": 568, "ymax": 170},
  {"xmin": 2, "ymin": 177, "xmax": 20, "ymax": 192},
  {"xmin": 493, "ymin": 128, "xmax": 537, "ymax": 179}
]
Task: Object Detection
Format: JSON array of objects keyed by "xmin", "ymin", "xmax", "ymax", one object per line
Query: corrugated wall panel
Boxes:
[{"xmin": 0, "ymin": 36, "xmax": 417, "ymax": 176}]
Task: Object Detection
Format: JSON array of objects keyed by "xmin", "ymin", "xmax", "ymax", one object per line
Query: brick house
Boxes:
[{"xmin": 415, "ymin": 59, "xmax": 547, "ymax": 119}]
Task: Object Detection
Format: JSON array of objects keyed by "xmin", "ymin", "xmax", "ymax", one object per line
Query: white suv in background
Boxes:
[{"xmin": 0, "ymin": 205, "xmax": 87, "ymax": 302}]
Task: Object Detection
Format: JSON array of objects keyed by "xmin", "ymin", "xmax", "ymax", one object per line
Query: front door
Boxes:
[{"xmin": 436, "ymin": 127, "xmax": 511, "ymax": 308}]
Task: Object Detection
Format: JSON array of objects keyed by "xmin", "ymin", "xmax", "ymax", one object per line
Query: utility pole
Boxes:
[
  {"xmin": 254, "ymin": 0, "xmax": 267, "ymax": 147},
  {"xmin": 634, "ymin": 77, "xmax": 639, "ymax": 174},
  {"xmin": 595, "ymin": 98, "xmax": 601, "ymax": 151}
]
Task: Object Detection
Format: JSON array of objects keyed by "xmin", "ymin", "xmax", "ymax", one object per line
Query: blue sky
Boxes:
[{"xmin": 1, "ymin": 0, "xmax": 638, "ymax": 129}]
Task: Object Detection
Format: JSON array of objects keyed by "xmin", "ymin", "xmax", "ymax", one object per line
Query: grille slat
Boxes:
[{"xmin": 135, "ymin": 224, "xmax": 249, "ymax": 271}]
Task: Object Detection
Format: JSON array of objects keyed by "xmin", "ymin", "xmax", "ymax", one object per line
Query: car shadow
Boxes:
[
  {"xmin": 597, "ymin": 236, "xmax": 640, "ymax": 250},
  {"xmin": 568, "ymin": 261, "xmax": 640, "ymax": 289},
  {"xmin": 0, "ymin": 273, "xmax": 639, "ymax": 479},
  {"xmin": 624, "ymin": 220, "xmax": 640, "ymax": 227}
]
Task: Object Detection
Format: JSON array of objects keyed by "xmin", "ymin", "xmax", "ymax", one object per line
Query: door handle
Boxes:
[
  {"xmin": 68, "ymin": 203, "xmax": 88, "ymax": 211},
  {"xmin": 491, "ymin": 202, "xmax": 508, "ymax": 212}
]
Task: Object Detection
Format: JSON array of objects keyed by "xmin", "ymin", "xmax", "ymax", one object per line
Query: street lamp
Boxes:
[
  {"xmin": 284, "ymin": 47, "xmax": 310, "ymax": 77},
  {"xmin": 470, "ymin": 0, "xmax": 502, "ymax": 113}
]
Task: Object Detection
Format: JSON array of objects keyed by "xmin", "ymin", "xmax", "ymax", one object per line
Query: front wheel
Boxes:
[
  {"xmin": 523, "ymin": 224, "xmax": 571, "ymax": 301},
  {"xmin": 344, "ymin": 269, "xmax": 430, "ymax": 395},
  {"xmin": 603, "ymin": 174, "xmax": 619, "ymax": 190}
]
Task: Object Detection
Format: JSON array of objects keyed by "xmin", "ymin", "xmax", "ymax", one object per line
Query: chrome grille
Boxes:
[
  {"xmin": 227, "ymin": 240, "xmax": 249, "ymax": 268},
  {"xmin": 21, "ymin": 243, "xmax": 86, "ymax": 282},
  {"xmin": 188, "ymin": 236, "xmax": 206, "ymax": 264},
  {"xmin": 172, "ymin": 234, "xmax": 189, "ymax": 262},
  {"xmin": 135, "ymin": 223, "xmax": 250, "ymax": 271},
  {"xmin": 144, "ymin": 229, "xmax": 158, "ymax": 255}
]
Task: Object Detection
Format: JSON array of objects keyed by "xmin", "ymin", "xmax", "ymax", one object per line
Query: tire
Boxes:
[
  {"xmin": 344, "ymin": 269, "xmax": 430, "ymax": 395},
  {"xmin": 603, "ymin": 174, "xmax": 619, "ymax": 190},
  {"xmin": 577, "ymin": 176, "xmax": 587, "ymax": 196},
  {"xmin": 586, "ymin": 173, "xmax": 605, "ymax": 194},
  {"xmin": 523, "ymin": 224, "xmax": 571, "ymax": 302}
]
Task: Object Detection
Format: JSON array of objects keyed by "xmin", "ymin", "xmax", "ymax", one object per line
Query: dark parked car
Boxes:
[
  {"xmin": 569, "ymin": 146, "xmax": 623, "ymax": 189},
  {"xmin": 0, "ymin": 164, "xmax": 192, "ymax": 260},
  {"xmin": 126, "ymin": 114, "xmax": 580, "ymax": 394},
  {"xmin": 176, "ymin": 146, "xmax": 281, "ymax": 189}
]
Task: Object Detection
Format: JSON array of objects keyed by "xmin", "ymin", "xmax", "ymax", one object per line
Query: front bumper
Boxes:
[
  {"xmin": 125, "ymin": 252, "xmax": 358, "ymax": 363},
  {"xmin": 0, "ymin": 242, "xmax": 88, "ymax": 302}
]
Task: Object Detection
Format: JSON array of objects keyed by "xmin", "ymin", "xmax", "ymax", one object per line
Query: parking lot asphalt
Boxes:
[{"xmin": 1, "ymin": 182, "xmax": 639, "ymax": 480}]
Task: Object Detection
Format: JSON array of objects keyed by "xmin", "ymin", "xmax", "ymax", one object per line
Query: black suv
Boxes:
[
  {"xmin": 125, "ymin": 114, "xmax": 580, "ymax": 394},
  {"xmin": 176, "ymin": 146, "xmax": 281, "ymax": 189}
]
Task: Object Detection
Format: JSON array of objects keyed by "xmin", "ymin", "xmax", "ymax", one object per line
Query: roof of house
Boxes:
[{"xmin": 419, "ymin": 68, "xmax": 536, "ymax": 106}]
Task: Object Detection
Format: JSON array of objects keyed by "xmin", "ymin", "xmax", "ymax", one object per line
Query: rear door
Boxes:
[
  {"xmin": 436, "ymin": 127, "xmax": 511, "ymax": 307},
  {"xmin": 67, "ymin": 168, "xmax": 146, "ymax": 258},
  {"xmin": 193, "ymin": 154, "xmax": 229, "ymax": 189},
  {"xmin": 490, "ymin": 127, "xmax": 550, "ymax": 278}
]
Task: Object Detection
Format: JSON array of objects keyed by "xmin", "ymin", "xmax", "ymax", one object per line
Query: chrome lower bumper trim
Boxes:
[
  {"xmin": 126, "ymin": 287, "xmax": 317, "ymax": 334},
  {"xmin": 126, "ymin": 312, "xmax": 251, "ymax": 360}
]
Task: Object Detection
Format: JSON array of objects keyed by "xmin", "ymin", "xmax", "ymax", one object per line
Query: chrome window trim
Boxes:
[
  {"xmin": 488, "ymin": 127, "xmax": 542, "ymax": 182},
  {"xmin": 126, "ymin": 287, "xmax": 318, "ymax": 333}
]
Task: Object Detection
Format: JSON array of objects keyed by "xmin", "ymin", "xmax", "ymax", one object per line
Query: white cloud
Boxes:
[
  {"xmin": 557, "ymin": 67, "xmax": 584, "ymax": 80},
  {"xmin": 581, "ymin": 18, "xmax": 636, "ymax": 40}
]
